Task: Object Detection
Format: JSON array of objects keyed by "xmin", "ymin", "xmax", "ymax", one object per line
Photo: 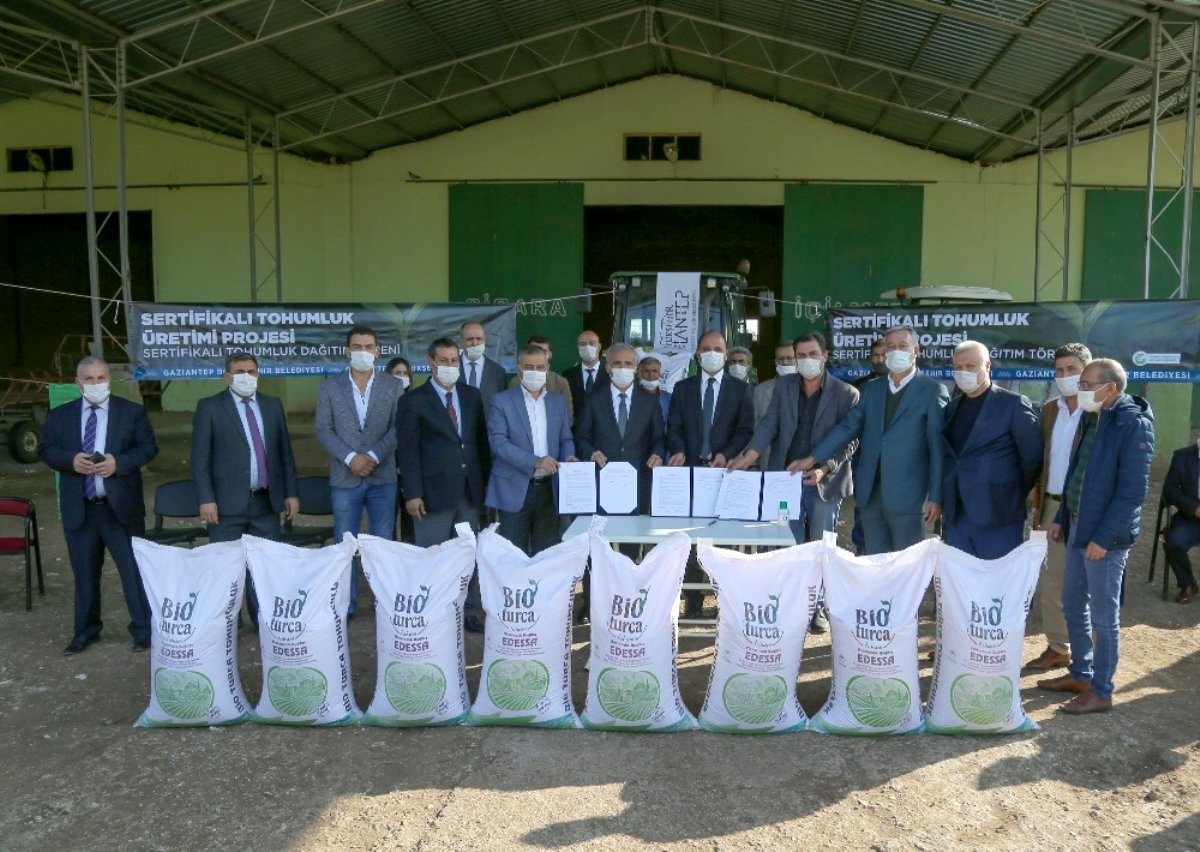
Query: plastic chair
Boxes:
[
  {"xmin": 0, "ymin": 497, "xmax": 44, "ymax": 610},
  {"xmin": 1147, "ymin": 495, "xmax": 1173, "ymax": 601},
  {"xmin": 145, "ymin": 480, "xmax": 207, "ymax": 547},
  {"xmin": 279, "ymin": 476, "xmax": 335, "ymax": 547}
]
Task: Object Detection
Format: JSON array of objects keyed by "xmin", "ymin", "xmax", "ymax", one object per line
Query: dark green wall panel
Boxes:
[{"xmin": 1082, "ymin": 188, "xmax": 1200, "ymax": 300}]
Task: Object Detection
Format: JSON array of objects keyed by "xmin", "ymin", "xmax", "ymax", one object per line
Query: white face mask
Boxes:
[
  {"xmin": 230, "ymin": 374, "xmax": 258, "ymax": 397},
  {"xmin": 1055, "ymin": 374, "xmax": 1080, "ymax": 398},
  {"xmin": 699, "ymin": 350, "xmax": 726, "ymax": 374},
  {"xmin": 610, "ymin": 367, "xmax": 635, "ymax": 389},
  {"xmin": 1076, "ymin": 387, "xmax": 1107, "ymax": 413},
  {"xmin": 885, "ymin": 349, "xmax": 915, "ymax": 374},
  {"xmin": 640, "ymin": 378, "xmax": 661, "ymax": 392},
  {"xmin": 349, "ymin": 351, "xmax": 376, "ymax": 372},
  {"xmin": 728, "ymin": 363, "xmax": 749, "ymax": 381},
  {"xmin": 953, "ymin": 370, "xmax": 981, "ymax": 394},
  {"xmin": 775, "ymin": 364, "xmax": 798, "ymax": 377},
  {"xmin": 394, "ymin": 374, "xmax": 411, "ymax": 390},
  {"xmin": 80, "ymin": 382, "xmax": 110, "ymax": 404},
  {"xmin": 578, "ymin": 344, "xmax": 599, "ymax": 363},
  {"xmin": 434, "ymin": 365, "xmax": 460, "ymax": 387},
  {"xmin": 464, "ymin": 344, "xmax": 485, "ymax": 361},
  {"xmin": 796, "ymin": 358, "xmax": 824, "ymax": 380},
  {"xmin": 521, "ymin": 370, "xmax": 547, "ymax": 392}
]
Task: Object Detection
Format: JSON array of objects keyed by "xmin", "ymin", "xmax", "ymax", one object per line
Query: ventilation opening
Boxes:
[{"xmin": 6, "ymin": 146, "xmax": 74, "ymax": 173}]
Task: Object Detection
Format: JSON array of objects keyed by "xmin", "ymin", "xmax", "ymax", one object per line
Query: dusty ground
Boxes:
[{"xmin": 0, "ymin": 412, "xmax": 1197, "ymax": 851}]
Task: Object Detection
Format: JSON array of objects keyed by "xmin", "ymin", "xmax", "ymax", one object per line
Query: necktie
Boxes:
[
  {"xmin": 700, "ymin": 377, "xmax": 715, "ymax": 460},
  {"xmin": 585, "ymin": 368, "xmax": 594, "ymax": 393},
  {"xmin": 83, "ymin": 404, "xmax": 98, "ymax": 499},
  {"xmin": 469, "ymin": 361, "xmax": 478, "ymax": 388},
  {"xmin": 618, "ymin": 392, "xmax": 628, "ymax": 439},
  {"xmin": 243, "ymin": 398, "xmax": 270, "ymax": 490},
  {"xmin": 445, "ymin": 391, "xmax": 459, "ymax": 434}
]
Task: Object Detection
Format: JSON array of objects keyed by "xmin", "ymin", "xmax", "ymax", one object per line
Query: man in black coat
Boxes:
[
  {"xmin": 37, "ymin": 356, "xmax": 158, "ymax": 655},
  {"xmin": 562, "ymin": 328, "xmax": 610, "ymax": 421},
  {"xmin": 1163, "ymin": 440, "xmax": 1200, "ymax": 603},
  {"xmin": 458, "ymin": 320, "xmax": 508, "ymax": 407}
]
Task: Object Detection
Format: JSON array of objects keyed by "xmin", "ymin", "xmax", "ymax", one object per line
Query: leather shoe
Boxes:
[
  {"xmin": 131, "ymin": 637, "xmax": 151, "ymax": 653},
  {"xmin": 1024, "ymin": 647, "xmax": 1071, "ymax": 672},
  {"xmin": 1037, "ymin": 674, "xmax": 1092, "ymax": 694},
  {"xmin": 809, "ymin": 608, "xmax": 829, "ymax": 634},
  {"xmin": 1177, "ymin": 584, "xmax": 1199, "ymax": 604},
  {"xmin": 63, "ymin": 635, "xmax": 98, "ymax": 656},
  {"xmin": 463, "ymin": 616, "xmax": 485, "ymax": 634},
  {"xmin": 1059, "ymin": 692, "xmax": 1112, "ymax": 714}
]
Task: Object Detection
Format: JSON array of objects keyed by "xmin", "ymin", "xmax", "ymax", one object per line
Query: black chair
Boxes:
[
  {"xmin": 1147, "ymin": 495, "xmax": 1173, "ymax": 601},
  {"xmin": 279, "ymin": 476, "xmax": 335, "ymax": 547},
  {"xmin": 0, "ymin": 497, "xmax": 44, "ymax": 610},
  {"xmin": 144, "ymin": 480, "xmax": 207, "ymax": 547}
]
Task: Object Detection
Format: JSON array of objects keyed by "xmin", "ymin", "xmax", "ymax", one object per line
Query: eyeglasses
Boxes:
[{"xmin": 1077, "ymin": 380, "xmax": 1110, "ymax": 391}]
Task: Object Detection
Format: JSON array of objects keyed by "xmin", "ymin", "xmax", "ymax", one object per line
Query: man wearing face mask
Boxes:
[
  {"xmin": 38, "ymin": 357, "xmax": 158, "ymax": 655},
  {"xmin": 315, "ymin": 325, "xmax": 402, "ymax": 616},
  {"xmin": 727, "ymin": 347, "xmax": 754, "ymax": 387},
  {"xmin": 488, "ymin": 344, "xmax": 576, "ymax": 556},
  {"xmin": 508, "ymin": 336, "xmax": 574, "ymax": 423},
  {"xmin": 637, "ymin": 356, "xmax": 672, "ymax": 428},
  {"xmin": 753, "ymin": 341, "xmax": 798, "ymax": 427},
  {"xmin": 1038, "ymin": 358, "xmax": 1154, "ymax": 714},
  {"xmin": 939, "ymin": 340, "xmax": 1043, "ymax": 559},
  {"xmin": 563, "ymin": 329, "xmax": 610, "ymax": 421},
  {"xmin": 1026, "ymin": 342, "xmax": 1091, "ymax": 671},
  {"xmin": 796, "ymin": 325, "xmax": 949, "ymax": 555},
  {"xmin": 192, "ymin": 352, "xmax": 299, "ymax": 626},
  {"xmin": 457, "ymin": 321, "xmax": 506, "ymax": 407}
]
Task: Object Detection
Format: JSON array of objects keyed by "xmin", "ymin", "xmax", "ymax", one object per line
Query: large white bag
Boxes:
[
  {"xmin": 244, "ymin": 534, "xmax": 360, "ymax": 726},
  {"xmin": 695, "ymin": 539, "xmax": 824, "ymax": 733},
  {"xmin": 924, "ymin": 535, "xmax": 1047, "ymax": 734},
  {"xmin": 468, "ymin": 527, "xmax": 588, "ymax": 728},
  {"xmin": 132, "ymin": 538, "xmax": 252, "ymax": 727},
  {"xmin": 582, "ymin": 531, "xmax": 695, "ymax": 732},
  {"xmin": 358, "ymin": 527, "xmax": 476, "ymax": 727},
  {"xmin": 810, "ymin": 534, "xmax": 936, "ymax": 736}
]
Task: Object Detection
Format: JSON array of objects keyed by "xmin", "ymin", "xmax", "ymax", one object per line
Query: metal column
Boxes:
[
  {"xmin": 1034, "ymin": 110, "xmax": 1073, "ymax": 302},
  {"xmin": 245, "ymin": 114, "xmax": 282, "ymax": 302},
  {"xmin": 80, "ymin": 47, "xmax": 104, "ymax": 358}
]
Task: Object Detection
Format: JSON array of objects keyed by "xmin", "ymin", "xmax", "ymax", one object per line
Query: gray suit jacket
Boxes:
[
  {"xmin": 315, "ymin": 370, "xmax": 401, "ymax": 488},
  {"xmin": 749, "ymin": 373, "xmax": 860, "ymax": 501}
]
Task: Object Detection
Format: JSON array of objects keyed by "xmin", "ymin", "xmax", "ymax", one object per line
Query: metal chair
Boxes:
[
  {"xmin": 1147, "ymin": 495, "xmax": 1172, "ymax": 601},
  {"xmin": 144, "ymin": 480, "xmax": 207, "ymax": 547},
  {"xmin": 279, "ymin": 476, "xmax": 335, "ymax": 547},
  {"xmin": 0, "ymin": 497, "xmax": 44, "ymax": 610}
]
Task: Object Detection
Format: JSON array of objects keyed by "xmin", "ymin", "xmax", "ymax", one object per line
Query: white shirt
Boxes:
[
  {"xmin": 521, "ymin": 386, "xmax": 550, "ymax": 471},
  {"xmin": 343, "ymin": 370, "xmax": 379, "ymax": 466},
  {"xmin": 583, "ymin": 363, "xmax": 600, "ymax": 390},
  {"xmin": 80, "ymin": 397, "xmax": 109, "ymax": 498},
  {"xmin": 699, "ymin": 369, "xmax": 724, "ymax": 417},
  {"xmin": 230, "ymin": 389, "xmax": 266, "ymax": 490},
  {"xmin": 1046, "ymin": 396, "xmax": 1084, "ymax": 495},
  {"xmin": 888, "ymin": 367, "xmax": 919, "ymax": 394},
  {"xmin": 610, "ymin": 382, "xmax": 635, "ymax": 422}
]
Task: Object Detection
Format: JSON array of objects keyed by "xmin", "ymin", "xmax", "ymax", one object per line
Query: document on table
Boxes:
[
  {"xmin": 599, "ymin": 461, "xmax": 639, "ymax": 515},
  {"xmin": 692, "ymin": 467, "xmax": 726, "ymax": 517},
  {"xmin": 557, "ymin": 461, "xmax": 597, "ymax": 514},
  {"xmin": 717, "ymin": 471, "xmax": 763, "ymax": 520},
  {"xmin": 759, "ymin": 471, "xmax": 803, "ymax": 521},
  {"xmin": 651, "ymin": 466, "xmax": 691, "ymax": 517}
]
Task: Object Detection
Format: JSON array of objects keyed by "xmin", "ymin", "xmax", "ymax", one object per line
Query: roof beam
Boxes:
[{"xmin": 0, "ymin": 19, "xmax": 79, "ymax": 90}]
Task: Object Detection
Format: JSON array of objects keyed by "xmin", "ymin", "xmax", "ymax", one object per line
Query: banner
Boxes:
[
  {"xmin": 654, "ymin": 272, "xmax": 701, "ymax": 355},
  {"xmin": 130, "ymin": 302, "xmax": 517, "ymax": 380},
  {"xmin": 826, "ymin": 299, "xmax": 1200, "ymax": 383}
]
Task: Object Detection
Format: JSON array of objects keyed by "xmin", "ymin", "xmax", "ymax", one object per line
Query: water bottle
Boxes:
[{"xmin": 777, "ymin": 500, "xmax": 789, "ymax": 525}]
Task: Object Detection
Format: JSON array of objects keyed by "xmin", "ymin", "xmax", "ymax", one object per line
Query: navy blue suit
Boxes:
[
  {"xmin": 667, "ymin": 373, "xmax": 755, "ymax": 465},
  {"xmin": 38, "ymin": 396, "xmax": 158, "ymax": 642},
  {"xmin": 563, "ymin": 362, "xmax": 610, "ymax": 421},
  {"xmin": 1162, "ymin": 444, "xmax": 1200, "ymax": 591},
  {"xmin": 574, "ymin": 384, "xmax": 664, "ymax": 514},
  {"xmin": 941, "ymin": 384, "xmax": 1043, "ymax": 559}
]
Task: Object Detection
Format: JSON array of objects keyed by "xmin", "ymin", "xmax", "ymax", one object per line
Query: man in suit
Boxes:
[
  {"xmin": 1027, "ymin": 342, "xmax": 1090, "ymax": 671},
  {"xmin": 315, "ymin": 325, "xmax": 402, "ymax": 615},
  {"xmin": 458, "ymin": 321, "xmax": 507, "ymax": 407},
  {"xmin": 562, "ymin": 328, "xmax": 609, "ymax": 421},
  {"xmin": 730, "ymin": 332, "xmax": 860, "ymax": 543},
  {"xmin": 940, "ymin": 340, "xmax": 1043, "ymax": 559},
  {"xmin": 727, "ymin": 346, "xmax": 754, "ymax": 386},
  {"xmin": 398, "ymin": 337, "xmax": 491, "ymax": 631},
  {"xmin": 38, "ymin": 356, "xmax": 158, "ymax": 655},
  {"xmin": 849, "ymin": 337, "xmax": 886, "ymax": 554},
  {"xmin": 487, "ymin": 344, "xmax": 575, "ymax": 556},
  {"xmin": 1162, "ymin": 441, "xmax": 1200, "ymax": 603},
  {"xmin": 508, "ymin": 335, "xmax": 574, "ymax": 424},
  {"xmin": 752, "ymin": 341, "xmax": 798, "ymax": 426},
  {"xmin": 797, "ymin": 324, "xmax": 949, "ymax": 555},
  {"xmin": 637, "ymin": 355, "xmax": 671, "ymax": 428},
  {"xmin": 192, "ymin": 351, "xmax": 299, "ymax": 626}
]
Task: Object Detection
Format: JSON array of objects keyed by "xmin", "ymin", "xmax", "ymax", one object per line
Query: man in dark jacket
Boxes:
[
  {"xmin": 1038, "ymin": 357, "xmax": 1154, "ymax": 714},
  {"xmin": 1162, "ymin": 441, "xmax": 1200, "ymax": 603}
]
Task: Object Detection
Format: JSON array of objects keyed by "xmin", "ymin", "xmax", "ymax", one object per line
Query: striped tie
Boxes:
[{"xmin": 83, "ymin": 405, "xmax": 98, "ymax": 499}]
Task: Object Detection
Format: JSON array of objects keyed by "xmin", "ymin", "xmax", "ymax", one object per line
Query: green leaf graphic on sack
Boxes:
[
  {"xmin": 846, "ymin": 675, "xmax": 910, "ymax": 728},
  {"xmin": 950, "ymin": 674, "xmax": 1012, "ymax": 726},
  {"xmin": 267, "ymin": 666, "xmax": 328, "ymax": 717},
  {"xmin": 385, "ymin": 662, "xmax": 446, "ymax": 715},
  {"xmin": 155, "ymin": 669, "xmax": 215, "ymax": 720},
  {"xmin": 486, "ymin": 659, "xmax": 549, "ymax": 712},
  {"xmin": 597, "ymin": 668, "xmax": 660, "ymax": 722},
  {"xmin": 722, "ymin": 673, "xmax": 788, "ymax": 725}
]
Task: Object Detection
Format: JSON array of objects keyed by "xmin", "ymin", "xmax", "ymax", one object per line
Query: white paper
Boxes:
[
  {"xmin": 557, "ymin": 461, "xmax": 597, "ymax": 514},
  {"xmin": 691, "ymin": 467, "xmax": 726, "ymax": 517},
  {"xmin": 717, "ymin": 471, "xmax": 762, "ymax": 520},
  {"xmin": 651, "ymin": 466, "xmax": 691, "ymax": 517},
  {"xmin": 759, "ymin": 471, "xmax": 804, "ymax": 521},
  {"xmin": 599, "ymin": 461, "xmax": 639, "ymax": 515}
]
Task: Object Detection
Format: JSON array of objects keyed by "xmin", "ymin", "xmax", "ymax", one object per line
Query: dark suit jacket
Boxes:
[
  {"xmin": 37, "ymin": 396, "xmax": 158, "ymax": 531},
  {"xmin": 1163, "ymin": 444, "xmax": 1200, "ymax": 518},
  {"xmin": 191, "ymin": 390, "xmax": 298, "ymax": 516},
  {"xmin": 941, "ymin": 384, "xmax": 1043, "ymax": 528},
  {"xmin": 396, "ymin": 380, "xmax": 491, "ymax": 513},
  {"xmin": 458, "ymin": 355, "xmax": 507, "ymax": 407},
  {"xmin": 562, "ymin": 362, "xmax": 610, "ymax": 420},
  {"xmin": 667, "ymin": 373, "xmax": 755, "ymax": 465},
  {"xmin": 574, "ymin": 384, "xmax": 665, "ymax": 513}
]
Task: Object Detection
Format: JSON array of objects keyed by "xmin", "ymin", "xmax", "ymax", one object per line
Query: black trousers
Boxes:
[
  {"xmin": 497, "ymin": 479, "xmax": 559, "ymax": 557},
  {"xmin": 206, "ymin": 492, "xmax": 280, "ymax": 624},
  {"xmin": 66, "ymin": 500, "xmax": 150, "ymax": 642},
  {"xmin": 1165, "ymin": 512, "xmax": 1200, "ymax": 589}
]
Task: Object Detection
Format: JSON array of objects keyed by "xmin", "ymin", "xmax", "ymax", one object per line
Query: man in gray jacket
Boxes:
[{"xmin": 315, "ymin": 325, "xmax": 402, "ymax": 615}]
